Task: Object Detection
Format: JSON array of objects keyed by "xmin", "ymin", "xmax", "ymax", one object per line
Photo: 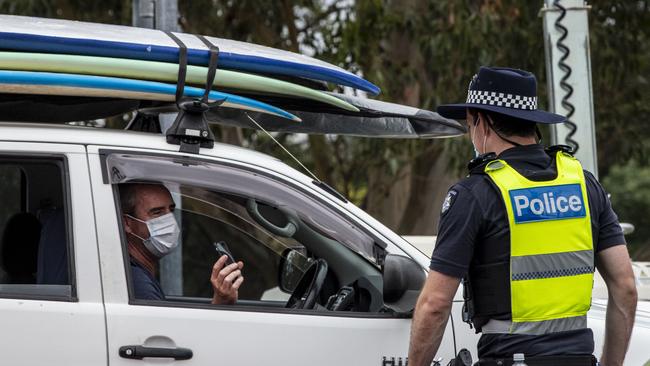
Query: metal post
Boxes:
[
  {"xmin": 132, "ymin": 0, "xmax": 154, "ymax": 29},
  {"xmin": 132, "ymin": 0, "xmax": 179, "ymax": 32},
  {"xmin": 133, "ymin": 0, "xmax": 183, "ymax": 296},
  {"xmin": 542, "ymin": 0, "xmax": 598, "ymax": 178}
]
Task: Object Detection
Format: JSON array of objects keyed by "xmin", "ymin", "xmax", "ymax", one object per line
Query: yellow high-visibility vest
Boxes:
[{"xmin": 484, "ymin": 151, "xmax": 594, "ymax": 335}]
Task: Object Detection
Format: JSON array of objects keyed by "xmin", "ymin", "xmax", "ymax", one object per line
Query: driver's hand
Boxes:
[{"xmin": 210, "ymin": 255, "xmax": 244, "ymax": 305}]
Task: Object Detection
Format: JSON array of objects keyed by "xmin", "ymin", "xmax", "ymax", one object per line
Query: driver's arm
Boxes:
[
  {"xmin": 211, "ymin": 255, "xmax": 244, "ymax": 305},
  {"xmin": 408, "ymin": 270, "xmax": 460, "ymax": 366}
]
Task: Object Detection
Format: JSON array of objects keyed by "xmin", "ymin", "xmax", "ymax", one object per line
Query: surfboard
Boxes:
[
  {"xmin": 0, "ymin": 15, "xmax": 380, "ymax": 95},
  {"xmin": 0, "ymin": 70, "xmax": 300, "ymax": 121},
  {"xmin": 0, "ymin": 52, "xmax": 359, "ymax": 112}
]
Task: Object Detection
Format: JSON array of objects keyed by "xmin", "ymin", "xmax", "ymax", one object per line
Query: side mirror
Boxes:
[
  {"xmin": 383, "ymin": 254, "xmax": 425, "ymax": 313},
  {"xmin": 278, "ymin": 249, "xmax": 311, "ymax": 293}
]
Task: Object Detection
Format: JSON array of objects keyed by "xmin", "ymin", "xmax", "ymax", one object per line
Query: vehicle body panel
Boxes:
[
  {"xmin": 0, "ymin": 123, "xmax": 647, "ymax": 365},
  {"xmin": 0, "ymin": 141, "xmax": 105, "ymax": 365},
  {"xmin": 85, "ymin": 142, "xmax": 458, "ymax": 365}
]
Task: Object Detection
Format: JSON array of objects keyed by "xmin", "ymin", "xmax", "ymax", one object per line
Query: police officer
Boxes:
[{"xmin": 408, "ymin": 67, "xmax": 638, "ymax": 366}]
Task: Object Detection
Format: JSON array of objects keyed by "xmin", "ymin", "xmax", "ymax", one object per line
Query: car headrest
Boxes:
[{"xmin": 1, "ymin": 212, "xmax": 41, "ymax": 278}]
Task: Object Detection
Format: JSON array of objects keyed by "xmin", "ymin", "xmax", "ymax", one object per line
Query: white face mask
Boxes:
[
  {"xmin": 470, "ymin": 116, "xmax": 488, "ymax": 158},
  {"xmin": 127, "ymin": 212, "xmax": 180, "ymax": 258}
]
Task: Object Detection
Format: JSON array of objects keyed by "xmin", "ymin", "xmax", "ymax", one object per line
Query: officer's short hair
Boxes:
[{"xmin": 469, "ymin": 108, "xmax": 537, "ymax": 137}]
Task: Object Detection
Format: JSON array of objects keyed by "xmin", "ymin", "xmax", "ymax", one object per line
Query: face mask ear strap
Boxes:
[
  {"xmin": 485, "ymin": 113, "xmax": 522, "ymax": 148},
  {"xmin": 122, "ymin": 214, "xmax": 146, "ymax": 239},
  {"xmin": 129, "ymin": 231, "xmax": 148, "ymax": 243},
  {"xmin": 125, "ymin": 213, "xmax": 145, "ymax": 224}
]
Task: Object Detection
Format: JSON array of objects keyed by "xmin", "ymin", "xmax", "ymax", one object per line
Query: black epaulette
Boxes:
[
  {"xmin": 467, "ymin": 152, "xmax": 497, "ymax": 175},
  {"xmin": 545, "ymin": 144, "xmax": 574, "ymax": 157}
]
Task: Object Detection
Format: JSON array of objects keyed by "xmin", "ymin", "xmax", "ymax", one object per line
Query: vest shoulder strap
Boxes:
[
  {"xmin": 467, "ymin": 153, "xmax": 498, "ymax": 175},
  {"xmin": 545, "ymin": 144, "xmax": 575, "ymax": 157}
]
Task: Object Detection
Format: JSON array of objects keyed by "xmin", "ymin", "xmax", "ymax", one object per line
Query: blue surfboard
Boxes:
[
  {"xmin": 0, "ymin": 15, "xmax": 380, "ymax": 96},
  {"xmin": 0, "ymin": 70, "xmax": 301, "ymax": 121}
]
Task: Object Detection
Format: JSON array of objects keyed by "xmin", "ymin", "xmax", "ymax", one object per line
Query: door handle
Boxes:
[{"xmin": 119, "ymin": 345, "xmax": 193, "ymax": 360}]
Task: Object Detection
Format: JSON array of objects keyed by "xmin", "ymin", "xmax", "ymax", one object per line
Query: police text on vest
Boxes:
[{"xmin": 508, "ymin": 184, "xmax": 586, "ymax": 223}]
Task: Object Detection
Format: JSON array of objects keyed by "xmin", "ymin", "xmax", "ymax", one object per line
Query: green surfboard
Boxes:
[{"xmin": 0, "ymin": 52, "xmax": 359, "ymax": 112}]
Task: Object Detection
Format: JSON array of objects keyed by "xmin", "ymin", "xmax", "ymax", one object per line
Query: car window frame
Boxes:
[
  {"xmin": 100, "ymin": 148, "xmax": 410, "ymax": 319},
  {"xmin": 0, "ymin": 154, "xmax": 77, "ymax": 302}
]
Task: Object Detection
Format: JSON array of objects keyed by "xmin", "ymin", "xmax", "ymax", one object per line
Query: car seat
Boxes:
[
  {"xmin": 36, "ymin": 209, "xmax": 68, "ymax": 285},
  {"xmin": 1, "ymin": 212, "xmax": 41, "ymax": 284}
]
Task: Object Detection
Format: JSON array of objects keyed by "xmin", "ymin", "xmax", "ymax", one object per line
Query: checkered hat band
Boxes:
[{"xmin": 466, "ymin": 90, "xmax": 537, "ymax": 110}]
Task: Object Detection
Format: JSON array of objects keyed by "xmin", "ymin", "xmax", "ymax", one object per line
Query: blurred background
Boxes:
[{"xmin": 1, "ymin": 0, "xmax": 648, "ymax": 260}]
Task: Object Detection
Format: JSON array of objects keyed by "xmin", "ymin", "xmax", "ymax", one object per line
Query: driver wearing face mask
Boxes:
[{"xmin": 119, "ymin": 183, "xmax": 244, "ymax": 304}]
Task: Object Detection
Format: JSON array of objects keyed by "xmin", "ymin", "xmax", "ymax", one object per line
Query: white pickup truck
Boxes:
[
  {"xmin": 0, "ymin": 120, "xmax": 454, "ymax": 366},
  {"xmin": 0, "ymin": 120, "xmax": 647, "ymax": 365}
]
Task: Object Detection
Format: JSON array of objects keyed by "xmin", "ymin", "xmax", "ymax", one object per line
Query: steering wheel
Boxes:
[{"xmin": 285, "ymin": 259, "xmax": 328, "ymax": 309}]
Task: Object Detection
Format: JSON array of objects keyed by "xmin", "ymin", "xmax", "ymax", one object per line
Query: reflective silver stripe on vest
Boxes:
[
  {"xmin": 511, "ymin": 250, "xmax": 594, "ymax": 281},
  {"xmin": 482, "ymin": 316, "xmax": 588, "ymax": 335},
  {"xmin": 482, "ymin": 319, "xmax": 514, "ymax": 334}
]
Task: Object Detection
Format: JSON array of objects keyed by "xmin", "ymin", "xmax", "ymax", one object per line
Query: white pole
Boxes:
[
  {"xmin": 132, "ymin": 0, "xmax": 154, "ymax": 29},
  {"xmin": 132, "ymin": 0, "xmax": 180, "ymax": 32},
  {"xmin": 542, "ymin": 0, "xmax": 598, "ymax": 178}
]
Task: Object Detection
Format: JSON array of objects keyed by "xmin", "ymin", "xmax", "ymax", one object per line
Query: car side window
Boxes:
[
  {"xmin": 173, "ymin": 187, "xmax": 309, "ymax": 302},
  {"xmin": 117, "ymin": 183, "xmax": 312, "ymax": 304},
  {"xmin": 0, "ymin": 158, "xmax": 74, "ymax": 300},
  {"xmin": 108, "ymin": 152, "xmax": 393, "ymax": 314}
]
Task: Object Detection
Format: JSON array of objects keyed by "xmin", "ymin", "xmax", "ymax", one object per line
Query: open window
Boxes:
[{"xmin": 106, "ymin": 151, "xmax": 423, "ymax": 314}]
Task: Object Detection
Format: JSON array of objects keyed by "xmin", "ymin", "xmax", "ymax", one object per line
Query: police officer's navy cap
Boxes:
[{"xmin": 437, "ymin": 66, "xmax": 566, "ymax": 124}]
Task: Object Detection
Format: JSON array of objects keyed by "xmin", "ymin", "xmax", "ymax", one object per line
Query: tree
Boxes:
[
  {"xmin": 590, "ymin": 1, "xmax": 650, "ymax": 176},
  {"xmin": 603, "ymin": 161, "xmax": 650, "ymax": 260},
  {"xmin": 2, "ymin": 0, "xmax": 649, "ymax": 258},
  {"xmin": 183, "ymin": 1, "xmax": 551, "ymax": 234},
  {"xmin": 0, "ymin": 0, "xmax": 130, "ymax": 23},
  {"xmin": 328, "ymin": 0, "xmax": 551, "ymax": 232}
]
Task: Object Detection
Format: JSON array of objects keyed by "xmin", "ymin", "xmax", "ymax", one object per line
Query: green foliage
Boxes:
[
  {"xmin": 590, "ymin": 1, "xmax": 650, "ymax": 259},
  {"xmin": 590, "ymin": 1, "xmax": 650, "ymax": 175},
  {"xmin": 2, "ymin": 1, "xmax": 649, "ymax": 249},
  {"xmin": 603, "ymin": 160, "xmax": 650, "ymax": 260},
  {"xmin": 179, "ymin": 0, "xmax": 319, "ymax": 52},
  {"xmin": 0, "ymin": 0, "xmax": 131, "ymax": 23}
]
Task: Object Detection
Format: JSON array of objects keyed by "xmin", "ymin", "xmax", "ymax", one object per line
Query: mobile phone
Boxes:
[{"xmin": 213, "ymin": 241, "xmax": 235, "ymax": 265}]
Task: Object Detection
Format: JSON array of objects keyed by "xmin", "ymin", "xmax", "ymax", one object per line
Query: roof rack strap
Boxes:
[
  {"xmin": 196, "ymin": 35, "xmax": 222, "ymax": 106},
  {"xmin": 164, "ymin": 31, "xmax": 188, "ymax": 105},
  {"xmin": 161, "ymin": 31, "xmax": 219, "ymax": 154}
]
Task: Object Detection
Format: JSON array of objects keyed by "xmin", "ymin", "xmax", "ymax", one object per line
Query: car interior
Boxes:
[{"xmin": 108, "ymin": 152, "xmax": 424, "ymax": 315}]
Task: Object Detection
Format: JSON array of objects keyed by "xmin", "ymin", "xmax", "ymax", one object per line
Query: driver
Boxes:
[{"xmin": 119, "ymin": 183, "xmax": 244, "ymax": 304}]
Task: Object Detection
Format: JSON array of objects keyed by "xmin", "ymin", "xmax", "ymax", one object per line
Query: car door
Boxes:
[
  {"xmin": 0, "ymin": 141, "xmax": 106, "ymax": 365},
  {"xmin": 87, "ymin": 145, "xmax": 458, "ymax": 366}
]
